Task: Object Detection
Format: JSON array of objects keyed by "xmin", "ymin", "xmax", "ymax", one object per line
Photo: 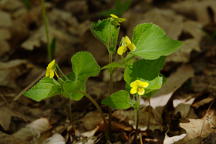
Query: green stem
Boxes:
[
  {"xmin": 108, "ymin": 53, "xmax": 113, "ymax": 135},
  {"xmin": 56, "ymin": 64, "xmax": 70, "ymax": 80},
  {"xmin": 135, "ymin": 94, "xmax": 141, "ymax": 130},
  {"xmin": 41, "ymin": 0, "xmax": 51, "ymax": 61},
  {"xmin": 134, "ymin": 94, "xmax": 141, "ymax": 143}
]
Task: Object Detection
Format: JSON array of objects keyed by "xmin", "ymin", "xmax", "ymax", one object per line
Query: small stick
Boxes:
[{"xmin": 13, "ymin": 71, "xmax": 45, "ymax": 101}]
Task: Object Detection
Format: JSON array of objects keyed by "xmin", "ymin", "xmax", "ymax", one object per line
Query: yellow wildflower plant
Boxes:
[
  {"xmin": 117, "ymin": 36, "xmax": 136, "ymax": 55},
  {"xmin": 130, "ymin": 80, "xmax": 149, "ymax": 95},
  {"xmin": 110, "ymin": 14, "xmax": 126, "ymax": 25},
  {"xmin": 45, "ymin": 59, "xmax": 57, "ymax": 78}
]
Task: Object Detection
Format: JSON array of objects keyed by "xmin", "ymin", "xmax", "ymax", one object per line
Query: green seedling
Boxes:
[{"xmin": 24, "ymin": 14, "xmax": 182, "ymax": 142}]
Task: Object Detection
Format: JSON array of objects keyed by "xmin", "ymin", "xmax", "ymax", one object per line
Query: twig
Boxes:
[
  {"xmin": 199, "ymin": 101, "xmax": 214, "ymax": 144},
  {"xmin": 13, "ymin": 71, "xmax": 45, "ymax": 101}
]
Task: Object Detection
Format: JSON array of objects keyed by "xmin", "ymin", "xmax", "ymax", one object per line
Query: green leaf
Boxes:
[
  {"xmin": 24, "ymin": 77, "xmax": 61, "ymax": 102},
  {"xmin": 62, "ymin": 80, "xmax": 86, "ymax": 101},
  {"xmin": 102, "ymin": 90, "xmax": 131, "ymax": 109},
  {"xmin": 131, "ymin": 23, "xmax": 182, "ymax": 60},
  {"xmin": 102, "ymin": 62, "xmax": 125, "ymax": 70},
  {"xmin": 71, "ymin": 51, "xmax": 100, "ymax": 80},
  {"xmin": 91, "ymin": 19, "xmax": 119, "ymax": 54},
  {"xmin": 124, "ymin": 57, "xmax": 165, "ymax": 84},
  {"xmin": 145, "ymin": 76, "xmax": 163, "ymax": 94}
]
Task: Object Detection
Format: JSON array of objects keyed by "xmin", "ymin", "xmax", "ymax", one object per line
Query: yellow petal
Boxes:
[
  {"xmin": 128, "ymin": 43, "xmax": 136, "ymax": 51},
  {"xmin": 45, "ymin": 70, "xmax": 50, "ymax": 77},
  {"xmin": 123, "ymin": 36, "xmax": 132, "ymax": 45},
  {"xmin": 138, "ymin": 81, "xmax": 149, "ymax": 88},
  {"xmin": 47, "ymin": 60, "xmax": 56, "ymax": 69},
  {"xmin": 118, "ymin": 17, "xmax": 126, "ymax": 23},
  {"xmin": 137, "ymin": 88, "xmax": 145, "ymax": 95},
  {"xmin": 49, "ymin": 71, "xmax": 55, "ymax": 78},
  {"xmin": 110, "ymin": 14, "xmax": 119, "ymax": 19},
  {"xmin": 130, "ymin": 87, "xmax": 137, "ymax": 94},
  {"xmin": 117, "ymin": 45, "xmax": 127, "ymax": 55},
  {"xmin": 130, "ymin": 80, "xmax": 138, "ymax": 88}
]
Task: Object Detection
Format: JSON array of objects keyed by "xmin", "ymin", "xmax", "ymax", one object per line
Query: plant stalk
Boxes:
[
  {"xmin": 41, "ymin": 0, "xmax": 51, "ymax": 61},
  {"xmin": 108, "ymin": 53, "xmax": 113, "ymax": 136}
]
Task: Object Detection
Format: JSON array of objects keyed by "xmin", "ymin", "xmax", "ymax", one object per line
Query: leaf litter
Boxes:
[{"xmin": 0, "ymin": 0, "xmax": 216, "ymax": 143}]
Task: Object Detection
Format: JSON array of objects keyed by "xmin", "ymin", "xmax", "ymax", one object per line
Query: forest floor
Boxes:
[{"xmin": 0, "ymin": 0, "xmax": 216, "ymax": 143}]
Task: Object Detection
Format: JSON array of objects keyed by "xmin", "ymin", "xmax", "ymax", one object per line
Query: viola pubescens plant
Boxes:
[
  {"xmin": 91, "ymin": 14, "xmax": 182, "ymax": 130},
  {"xmin": 24, "ymin": 14, "xmax": 182, "ymax": 139}
]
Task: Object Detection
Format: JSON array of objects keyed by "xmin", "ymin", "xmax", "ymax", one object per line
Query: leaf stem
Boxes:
[
  {"xmin": 41, "ymin": 0, "xmax": 51, "ymax": 61},
  {"xmin": 108, "ymin": 53, "xmax": 113, "ymax": 136},
  {"xmin": 135, "ymin": 94, "xmax": 141, "ymax": 130},
  {"xmin": 56, "ymin": 64, "xmax": 70, "ymax": 81}
]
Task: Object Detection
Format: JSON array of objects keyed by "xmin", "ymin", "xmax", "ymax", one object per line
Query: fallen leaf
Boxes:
[
  {"xmin": 13, "ymin": 118, "xmax": 51, "ymax": 141},
  {"xmin": 150, "ymin": 65, "xmax": 194, "ymax": 109},
  {"xmin": 43, "ymin": 133, "xmax": 65, "ymax": 144},
  {"xmin": 173, "ymin": 94, "xmax": 195, "ymax": 118},
  {"xmin": 0, "ymin": 59, "xmax": 28, "ymax": 88},
  {"xmin": 0, "ymin": 29, "xmax": 11, "ymax": 40},
  {"xmin": 163, "ymin": 133, "xmax": 186, "ymax": 144},
  {"xmin": 0, "ymin": 10, "xmax": 12, "ymax": 27},
  {"xmin": 171, "ymin": 0, "xmax": 216, "ymax": 25},
  {"xmin": 176, "ymin": 110, "xmax": 216, "ymax": 144},
  {"xmin": 0, "ymin": 40, "xmax": 10, "ymax": 56},
  {"xmin": 81, "ymin": 111, "xmax": 103, "ymax": 130},
  {"xmin": 81, "ymin": 126, "xmax": 99, "ymax": 138},
  {"xmin": 0, "ymin": 132, "xmax": 27, "ymax": 144}
]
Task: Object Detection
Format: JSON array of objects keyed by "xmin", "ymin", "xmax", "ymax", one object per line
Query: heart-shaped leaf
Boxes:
[
  {"xmin": 24, "ymin": 77, "xmax": 61, "ymax": 102},
  {"xmin": 102, "ymin": 90, "xmax": 131, "ymax": 109},
  {"xmin": 132, "ymin": 23, "xmax": 182, "ymax": 60}
]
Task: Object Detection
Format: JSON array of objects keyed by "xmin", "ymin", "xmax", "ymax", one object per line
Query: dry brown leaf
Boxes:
[
  {"xmin": 0, "ymin": 132, "xmax": 28, "ymax": 144},
  {"xmin": 0, "ymin": 59, "xmax": 28, "ymax": 88},
  {"xmin": 0, "ymin": 105, "xmax": 28, "ymax": 130},
  {"xmin": 64, "ymin": 0, "xmax": 88, "ymax": 14},
  {"xmin": 0, "ymin": 29, "xmax": 11, "ymax": 40},
  {"xmin": 0, "ymin": 107, "xmax": 14, "ymax": 130},
  {"xmin": 0, "ymin": 40, "xmax": 10, "ymax": 56},
  {"xmin": 112, "ymin": 107, "xmax": 163, "ymax": 131},
  {"xmin": 171, "ymin": 0, "xmax": 216, "ymax": 25},
  {"xmin": 0, "ymin": 0, "xmax": 23, "ymax": 11},
  {"xmin": 163, "ymin": 133, "xmax": 186, "ymax": 144},
  {"xmin": 43, "ymin": 133, "xmax": 65, "ymax": 144},
  {"xmin": 125, "ymin": 8, "xmax": 183, "ymax": 40},
  {"xmin": 81, "ymin": 111, "xmax": 103, "ymax": 130},
  {"xmin": 13, "ymin": 118, "xmax": 51, "ymax": 141},
  {"xmin": 176, "ymin": 110, "xmax": 216, "ymax": 144},
  {"xmin": 150, "ymin": 65, "xmax": 194, "ymax": 109},
  {"xmin": 0, "ymin": 10, "xmax": 12, "ymax": 27},
  {"xmin": 81, "ymin": 126, "xmax": 99, "ymax": 138},
  {"xmin": 173, "ymin": 94, "xmax": 195, "ymax": 118}
]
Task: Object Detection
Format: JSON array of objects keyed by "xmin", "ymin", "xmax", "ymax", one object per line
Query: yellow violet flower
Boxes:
[
  {"xmin": 45, "ymin": 60, "xmax": 56, "ymax": 78},
  {"xmin": 130, "ymin": 80, "xmax": 149, "ymax": 95},
  {"xmin": 110, "ymin": 14, "xmax": 126, "ymax": 25},
  {"xmin": 117, "ymin": 36, "xmax": 136, "ymax": 55}
]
